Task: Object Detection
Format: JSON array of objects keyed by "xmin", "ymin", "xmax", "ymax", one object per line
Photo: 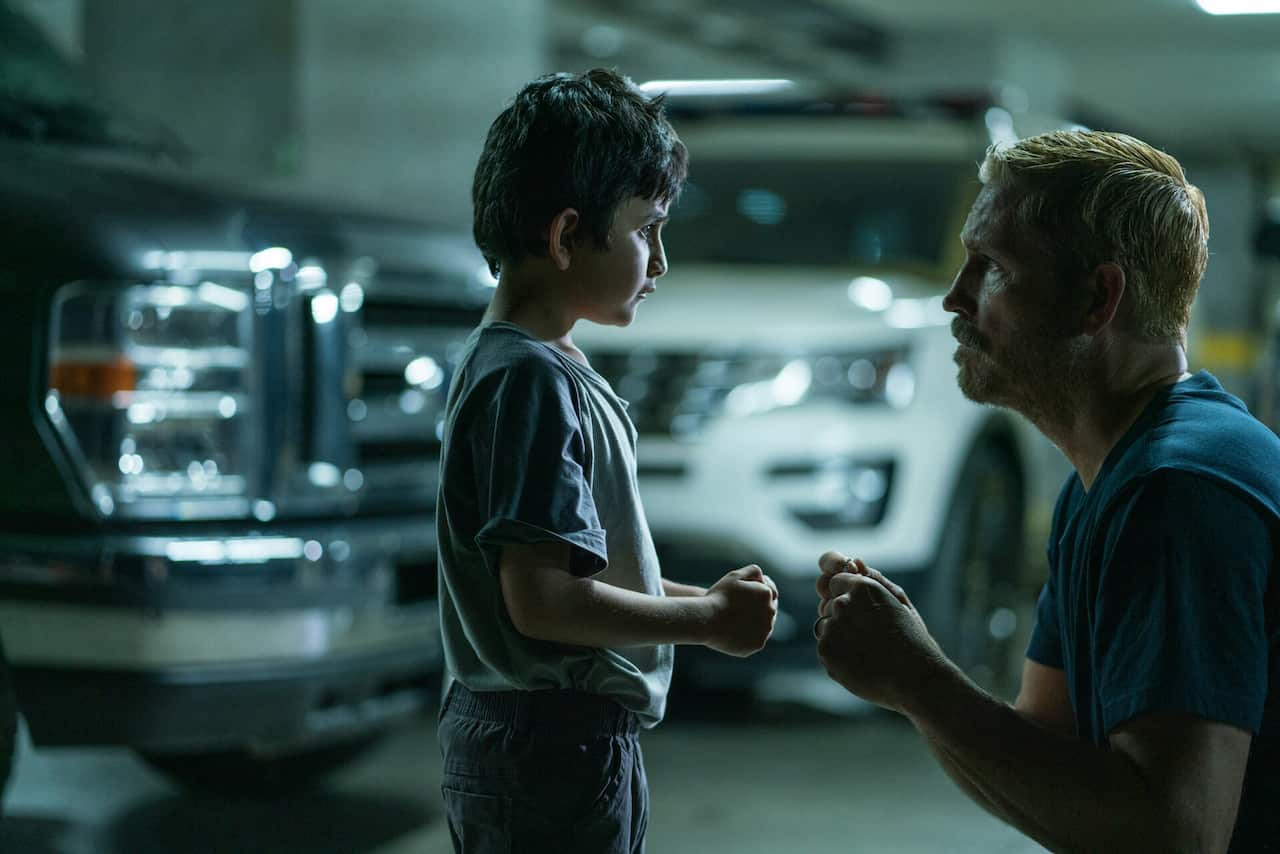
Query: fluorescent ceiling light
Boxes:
[
  {"xmin": 639, "ymin": 79, "xmax": 794, "ymax": 97},
  {"xmin": 1195, "ymin": 0, "xmax": 1280, "ymax": 13}
]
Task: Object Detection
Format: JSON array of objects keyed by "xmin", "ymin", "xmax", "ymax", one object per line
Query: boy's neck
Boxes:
[{"xmin": 483, "ymin": 274, "xmax": 586, "ymax": 363}]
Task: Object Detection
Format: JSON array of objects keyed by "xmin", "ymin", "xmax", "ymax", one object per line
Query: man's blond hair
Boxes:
[{"xmin": 979, "ymin": 130, "xmax": 1209, "ymax": 340}]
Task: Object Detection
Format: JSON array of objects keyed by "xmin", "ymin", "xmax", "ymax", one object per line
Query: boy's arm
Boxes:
[
  {"xmin": 662, "ymin": 578, "xmax": 707, "ymax": 597},
  {"xmin": 500, "ymin": 541, "xmax": 776, "ymax": 656}
]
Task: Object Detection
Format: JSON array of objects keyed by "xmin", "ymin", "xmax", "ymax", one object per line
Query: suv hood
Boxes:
[{"xmin": 573, "ymin": 265, "xmax": 952, "ymax": 351}]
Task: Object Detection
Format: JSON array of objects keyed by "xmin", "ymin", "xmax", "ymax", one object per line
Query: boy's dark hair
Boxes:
[{"xmin": 472, "ymin": 68, "xmax": 688, "ymax": 276}]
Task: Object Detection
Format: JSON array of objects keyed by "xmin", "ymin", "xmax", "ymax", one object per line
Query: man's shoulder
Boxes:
[
  {"xmin": 1105, "ymin": 435, "xmax": 1280, "ymax": 534},
  {"xmin": 1117, "ymin": 384, "xmax": 1280, "ymax": 501}
]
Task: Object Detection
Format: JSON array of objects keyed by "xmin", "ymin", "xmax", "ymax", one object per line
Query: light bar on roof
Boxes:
[
  {"xmin": 1195, "ymin": 0, "xmax": 1280, "ymax": 13},
  {"xmin": 639, "ymin": 79, "xmax": 795, "ymax": 97}
]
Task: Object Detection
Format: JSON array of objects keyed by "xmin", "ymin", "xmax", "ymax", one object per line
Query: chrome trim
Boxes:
[
  {"xmin": 0, "ymin": 600, "xmax": 439, "ymax": 668},
  {"xmin": 0, "ymin": 516, "xmax": 435, "ymax": 588}
]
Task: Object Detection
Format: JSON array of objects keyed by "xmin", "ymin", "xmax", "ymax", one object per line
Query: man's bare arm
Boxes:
[
  {"xmin": 920, "ymin": 660, "xmax": 1081, "ymax": 826},
  {"xmin": 817, "ymin": 564, "xmax": 1250, "ymax": 853},
  {"xmin": 499, "ymin": 541, "xmax": 775, "ymax": 656},
  {"xmin": 904, "ymin": 653, "xmax": 1249, "ymax": 852}
]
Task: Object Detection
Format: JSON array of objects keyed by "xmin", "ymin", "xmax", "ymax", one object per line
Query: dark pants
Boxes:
[{"xmin": 438, "ymin": 682, "xmax": 648, "ymax": 854}]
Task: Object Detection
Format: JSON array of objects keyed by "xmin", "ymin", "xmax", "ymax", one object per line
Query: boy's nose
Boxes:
[{"xmin": 649, "ymin": 245, "xmax": 667, "ymax": 278}]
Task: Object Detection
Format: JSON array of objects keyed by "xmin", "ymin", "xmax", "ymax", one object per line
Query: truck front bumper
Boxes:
[
  {"xmin": 11, "ymin": 639, "xmax": 438, "ymax": 751},
  {"xmin": 0, "ymin": 515, "xmax": 442, "ymax": 750}
]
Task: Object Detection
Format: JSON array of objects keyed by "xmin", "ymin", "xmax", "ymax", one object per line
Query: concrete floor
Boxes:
[{"xmin": 0, "ymin": 693, "xmax": 1046, "ymax": 854}]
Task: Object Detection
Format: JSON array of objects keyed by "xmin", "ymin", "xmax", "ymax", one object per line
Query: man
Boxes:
[{"xmin": 814, "ymin": 130, "xmax": 1279, "ymax": 852}]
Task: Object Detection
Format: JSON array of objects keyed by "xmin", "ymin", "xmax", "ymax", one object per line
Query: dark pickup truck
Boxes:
[{"xmin": 0, "ymin": 4, "xmax": 484, "ymax": 797}]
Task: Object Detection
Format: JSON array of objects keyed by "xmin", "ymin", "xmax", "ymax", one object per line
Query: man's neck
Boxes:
[{"xmin": 1030, "ymin": 339, "xmax": 1190, "ymax": 491}]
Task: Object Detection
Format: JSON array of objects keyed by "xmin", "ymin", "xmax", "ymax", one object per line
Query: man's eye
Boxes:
[{"xmin": 640, "ymin": 224, "xmax": 654, "ymax": 237}]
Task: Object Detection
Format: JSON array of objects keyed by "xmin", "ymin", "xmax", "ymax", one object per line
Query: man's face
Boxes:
[
  {"xmin": 571, "ymin": 196, "xmax": 670, "ymax": 327},
  {"xmin": 942, "ymin": 184, "xmax": 1088, "ymax": 417}
]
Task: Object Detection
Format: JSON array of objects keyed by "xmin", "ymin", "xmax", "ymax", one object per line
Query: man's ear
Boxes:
[
  {"xmin": 547, "ymin": 208, "xmax": 581, "ymax": 271},
  {"xmin": 1080, "ymin": 262, "xmax": 1125, "ymax": 335}
]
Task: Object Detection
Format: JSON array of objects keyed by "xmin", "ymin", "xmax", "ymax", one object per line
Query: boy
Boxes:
[{"xmin": 436, "ymin": 69, "xmax": 779, "ymax": 853}]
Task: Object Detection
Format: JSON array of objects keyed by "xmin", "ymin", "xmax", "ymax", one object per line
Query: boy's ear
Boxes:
[{"xmin": 547, "ymin": 208, "xmax": 581, "ymax": 271}]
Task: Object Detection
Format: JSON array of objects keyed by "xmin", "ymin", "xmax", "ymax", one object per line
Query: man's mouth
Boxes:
[{"xmin": 950, "ymin": 318, "xmax": 984, "ymax": 350}]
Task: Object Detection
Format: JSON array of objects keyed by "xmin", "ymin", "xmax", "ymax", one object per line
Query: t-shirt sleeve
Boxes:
[
  {"xmin": 1093, "ymin": 470, "xmax": 1271, "ymax": 736},
  {"xmin": 1026, "ymin": 581, "xmax": 1064, "ymax": 669},
  {"xmin": 469, "ymin": 356, "xmax": 608, "ymax": 577}
]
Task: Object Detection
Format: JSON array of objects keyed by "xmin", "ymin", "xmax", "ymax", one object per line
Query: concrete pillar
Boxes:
[
  {"xmin": 297, "ymin": 0, "xmax": 546, "ymax": 220},
  {"xmin": 77, "ymin": 1, "xmax": 547, "ymax": 220},
  {"xmin": 11, "ymin": 0, "xmax": 81, "ymax": 57},
  {"xmin": 1183, "ymin": 162, "xmax": 1268, "ymax": 400},
  {"xmin": 82, "ymin": 0, "xmax": 300, "ymax": 181}
]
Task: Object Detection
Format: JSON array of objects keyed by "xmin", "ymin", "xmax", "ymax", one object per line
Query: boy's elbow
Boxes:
[
  {"xmin": 504, "ymin": 593, "xmax": 549, "ymax": 640},
  {"xmin": 499, "ymin": 572, "xmax": 563, "ymax": 641}
]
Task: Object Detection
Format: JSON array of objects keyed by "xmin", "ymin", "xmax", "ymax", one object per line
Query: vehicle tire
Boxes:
[
  {"xmin": 137, "ymin": 735, "xmax": 382, "ymax": 798},
  {"xmin": 0, "ymin": 636, "xmax": 18, "ymax": 814},
  {"xmin": 923, "ymin": 440, "xmax": 1026, "ymax": 699}
]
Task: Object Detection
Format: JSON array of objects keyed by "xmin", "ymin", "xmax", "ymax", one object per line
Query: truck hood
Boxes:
[
  {"xmin": 573, "ymin": 265, "xmax": 952, "ymax": 351},
  {"xmin": 0, "ymin": 139, "xmax": 485, "ymax": 290}
]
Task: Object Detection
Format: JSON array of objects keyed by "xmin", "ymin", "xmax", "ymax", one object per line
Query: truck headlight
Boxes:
[{"xmin": 46, "ymin": 281, "xmax": 255, "ymax": 518}]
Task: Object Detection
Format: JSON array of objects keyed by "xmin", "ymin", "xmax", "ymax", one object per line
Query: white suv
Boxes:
[{"xmin": 576, "ymin": 96, "xmax": 1070, "ymax": 700}]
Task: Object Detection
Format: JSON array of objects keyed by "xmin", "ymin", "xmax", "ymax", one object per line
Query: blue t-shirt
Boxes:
[
  {"xmin": 1027, "ymin": 372, "xmax": 1280, "ymax": 852},
  {"xmin": 436, "ymin": 323, "xmax": 673, "ymax": 726}
]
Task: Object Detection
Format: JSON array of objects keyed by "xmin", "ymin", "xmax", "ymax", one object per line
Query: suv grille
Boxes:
[{"xmin": 588, "ymin": 350, "xmax": 797, "ymax": 438}]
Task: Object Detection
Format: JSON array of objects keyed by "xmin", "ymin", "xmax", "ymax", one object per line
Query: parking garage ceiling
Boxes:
[{"xmin": 556, "ymin": 0, "xmax": 1280, "ymax": 155}]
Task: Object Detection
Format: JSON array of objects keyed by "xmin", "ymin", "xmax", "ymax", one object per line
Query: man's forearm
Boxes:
[
  {"xmin": 921, "ymin": 736, "xmax": 1019, "ymax": 827},
  {"xmin": 513, "ymin": 572, "xmax": 713, "ymax": 648},
  {"xmin": 905, "ymin": 660, "xmax": 1178, "ymax": 853}
]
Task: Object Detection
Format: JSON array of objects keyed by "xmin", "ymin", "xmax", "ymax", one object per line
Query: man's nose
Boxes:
[{"xmin": 942, "ymin": 268, "xmax": 974, "ymax": 319}]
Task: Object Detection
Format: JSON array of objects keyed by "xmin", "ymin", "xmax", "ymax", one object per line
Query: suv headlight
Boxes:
[
  {"xmin": 722, "ymin": 348, "xmax": 914, "ymax": 419},
  {"xmin": 46, "ymin": 280, "xmax": 254, "ymax": 518}
]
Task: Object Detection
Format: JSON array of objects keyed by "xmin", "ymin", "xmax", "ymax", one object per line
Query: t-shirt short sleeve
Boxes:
[
  {"xmin": 1092, "ymin": 470, "xmax": 1271, "ymax": 736},
  {"xmin": 469, "ymin": 354, "xmax": 608, "ymax": 577},
  {"xmin": 1026, "ymin": 581, "xmax": 1064, "ymax": 669}
]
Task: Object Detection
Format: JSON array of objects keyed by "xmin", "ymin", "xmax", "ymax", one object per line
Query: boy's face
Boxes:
[{"xmin": 571, "ymin": 196, "xmax": 670, "ymax": 327}]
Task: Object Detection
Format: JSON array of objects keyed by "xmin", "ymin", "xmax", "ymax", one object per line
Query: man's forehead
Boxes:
[{"xmin": 962, "ymin": 185, "xmax": 1017, "ymax": 246}]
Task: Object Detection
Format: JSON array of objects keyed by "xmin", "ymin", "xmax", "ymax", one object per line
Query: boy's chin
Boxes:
[{"xmin": 588, "ymin": 307, "xmax": 639, "ymax": 328}]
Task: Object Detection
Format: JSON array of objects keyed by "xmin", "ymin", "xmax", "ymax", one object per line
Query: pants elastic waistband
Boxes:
[{"xmin": 444, "ymin": 682, "xmax": 640, "ymax": 738}]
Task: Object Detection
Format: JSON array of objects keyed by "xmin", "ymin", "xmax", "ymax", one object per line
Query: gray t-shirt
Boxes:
[{"xmin": 436, "ymin": 322, "xmax": 672, "ymax": 727}]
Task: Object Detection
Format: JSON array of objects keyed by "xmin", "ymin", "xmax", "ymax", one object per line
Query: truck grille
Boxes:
[{"xmin": 350, "ymin": 294, "xmax": 482, "ymax": 509}]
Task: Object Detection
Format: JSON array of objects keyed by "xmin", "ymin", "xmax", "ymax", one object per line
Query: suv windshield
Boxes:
[
  {"xmin": 0, "ymin": 2, "xmax": 181, "ymax": 157},
  {"xmin": 667, "ymin": 158, "xmax": 973, "ymax": 270}
]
